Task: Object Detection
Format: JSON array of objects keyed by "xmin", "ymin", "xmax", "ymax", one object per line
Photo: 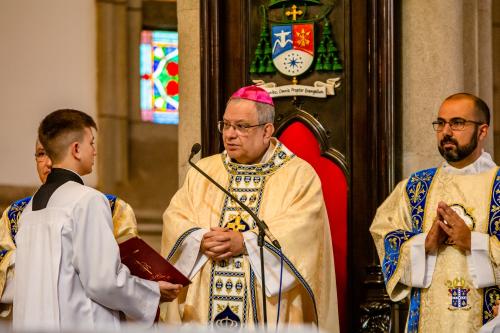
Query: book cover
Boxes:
[{"xmin": 119, "ymin": 237, "xmax": 191, "ymax": 286}]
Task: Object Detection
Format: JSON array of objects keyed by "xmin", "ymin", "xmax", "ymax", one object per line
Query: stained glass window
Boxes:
[{"xmin": 140, "ymin": 30, "xmax": 179, "ymax": 125}]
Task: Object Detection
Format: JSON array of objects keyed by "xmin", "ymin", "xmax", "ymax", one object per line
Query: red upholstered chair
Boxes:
[{"xmin": 278, "ymin": 119, "xmax": 348, "ymax": 332}]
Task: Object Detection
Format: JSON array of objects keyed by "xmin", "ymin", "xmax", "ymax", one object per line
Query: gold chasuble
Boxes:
[
  {"xmin": 371, "ymin": 167, "xmax": 500, "ymax": 332},
  {"xmin": 0, "ymin": 195, "xmax": 138, "ymax": 317},
  {"xmin": 161, "ymin": 141, "xmax": 339, "ymax": 332}
]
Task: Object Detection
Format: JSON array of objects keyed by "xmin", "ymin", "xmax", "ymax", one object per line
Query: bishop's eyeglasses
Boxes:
[
  {"xmin": 432, "ymin": 118, "xmax": 484, "ymax": 132},
  {"xmin": 217, "ymin": 121, "xmax": 267, "ymax": 135}
]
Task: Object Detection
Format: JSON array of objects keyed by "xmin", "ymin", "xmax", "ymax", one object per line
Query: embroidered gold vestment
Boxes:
[{"xmin": 161, "ymin": 142, "xmax": 339, "ymax": 332}]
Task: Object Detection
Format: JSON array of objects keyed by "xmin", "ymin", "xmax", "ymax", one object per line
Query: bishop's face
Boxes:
[{"xmin": 222, "ymin": 99, "xmax": 273, "ymax": 164}]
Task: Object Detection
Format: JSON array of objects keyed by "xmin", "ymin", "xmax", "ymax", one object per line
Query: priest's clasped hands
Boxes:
[
  {"xmin": 425, "ymin": 201, "xmax": 472, "ymax": 254},
  {"xmin": 201, "ymin": 227, "xmax": 245, "ymax": 261}
]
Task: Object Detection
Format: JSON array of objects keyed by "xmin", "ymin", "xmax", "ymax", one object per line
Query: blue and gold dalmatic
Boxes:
[
  {"xmin": 382, "ymin": 168, "xmax": 436, "ymax": 332},
  {"xmin": 484, "ymin": 170, "xmax": 500, "ymax": 324},
  {"xmin": 6, "ymin": 197, "xmax": 32, "ymax": 244},
  {"xmin": 208, "ymin": 143, "xmax": 293, "ymax": 327},
  {"xmin": 0, "ymin": 196, "xmax": 31, "ymax": 265},
  {"xmin": 380, "ymin": 167, "xmax": 500, "ymax": 332},
  {"xmin": 1, "ymin": 194, "xmax": 118, "ymax": 250}
]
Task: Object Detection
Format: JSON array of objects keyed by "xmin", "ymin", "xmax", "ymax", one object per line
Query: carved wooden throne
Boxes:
[{"xmin": 276, "ymin": 110, "xmax": 348, "ymax": 332}]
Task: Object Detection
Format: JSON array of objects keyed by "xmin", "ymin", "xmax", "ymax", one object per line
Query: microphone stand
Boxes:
[
  {"xmin": 258, "ymin": 227, "xmax": 267, "ymax": 326},
  {"xmin": 189, "ymin": 148, "xmax": 280, "ymax": 328}
]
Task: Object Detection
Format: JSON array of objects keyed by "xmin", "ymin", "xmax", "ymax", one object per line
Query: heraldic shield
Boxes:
[{"xmin": 271, "ymin": 23, "xmax": 314, "ymax": 77}]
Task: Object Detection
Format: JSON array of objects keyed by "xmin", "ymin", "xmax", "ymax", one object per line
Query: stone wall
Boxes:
[
  {"xmin": 401, "ymin": 0, "xmax": 493, "ymax": 177},
  {"xmin": 177, "ymin": 0, "xmax": 202, "ymax": 184}
]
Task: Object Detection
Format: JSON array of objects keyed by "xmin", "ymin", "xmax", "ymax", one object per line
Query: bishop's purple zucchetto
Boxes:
[{"xmin": 230, "ymin": 85, "xmax": 274, "ymax": 106}]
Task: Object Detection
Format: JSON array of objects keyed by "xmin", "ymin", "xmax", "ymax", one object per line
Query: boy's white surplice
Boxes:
[{"xmin": 13, "ymin": 176, "xmax": 160, "ymax": 331}]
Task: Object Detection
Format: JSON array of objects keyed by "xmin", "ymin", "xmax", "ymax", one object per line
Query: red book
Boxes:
[{"xmin": 119, "ymin": 237, "xmax": 191, "ymax": 286}]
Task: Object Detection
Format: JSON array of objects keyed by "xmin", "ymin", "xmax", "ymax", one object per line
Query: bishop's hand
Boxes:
[
  {"xmin": 494, "ymin": 300, "xmax": 500, "ymax": 317},
  {"xmin": 201, "ymin": 227, "xmax": 245, "ymax": 261},
  {"xmin": 158, "ymin": 281, "xmax": 182, "ymax": 302}
]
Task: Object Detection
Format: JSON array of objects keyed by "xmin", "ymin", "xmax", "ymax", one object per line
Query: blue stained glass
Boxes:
[
  {"xmin": 153, "ymin": 59, "xmax": 161, "ymax": 72},
  {"xmin": 140, "ymin": 45, "xmax": 152, "ymax": 75},
  {"xmin": 153, "ymin": 31, "xmax": 178, "ymax": 44},
  {"xmin": 153, "ymin": 112, "xmax": 179, "ymax": 125},
  {"xmin": 140, "ymin": 80, "xmax": 153, "ymax": 110}
]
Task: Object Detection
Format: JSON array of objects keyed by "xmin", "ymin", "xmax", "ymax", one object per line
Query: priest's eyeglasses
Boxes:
[
  {"xmin": 35, "ymin": 151, "xmax": 48, "ymax": 162},
  {"xmin": 432, "ymin": 118, "xmax": 484, "ymax": 131},
  {"xmin": 217, "ymin": 121, "xmax": 266, "ymax": 135}
]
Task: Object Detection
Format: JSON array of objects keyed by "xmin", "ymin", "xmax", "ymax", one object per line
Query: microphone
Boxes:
[
  {"xmin": 188, "ymin": 143, "xmax": 281, "ymax": 249},
  {"xmin": 190, "ymin": 143, "xmax": 202, "ymax": 159}
]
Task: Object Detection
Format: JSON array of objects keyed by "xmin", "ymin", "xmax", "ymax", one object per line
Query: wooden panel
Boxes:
[
  {"xmin": 250, "ymin": 1, "xmax": 348, "ymax": 169},
  {"xmin": 200, "ymin": 0, "xmax": 223, "ymax": 155}
]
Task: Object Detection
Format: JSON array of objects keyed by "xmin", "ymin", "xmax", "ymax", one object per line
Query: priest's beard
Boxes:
[{"xmin": 438, "ymin": 127, "xmax": 478, "ymax": 163}]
